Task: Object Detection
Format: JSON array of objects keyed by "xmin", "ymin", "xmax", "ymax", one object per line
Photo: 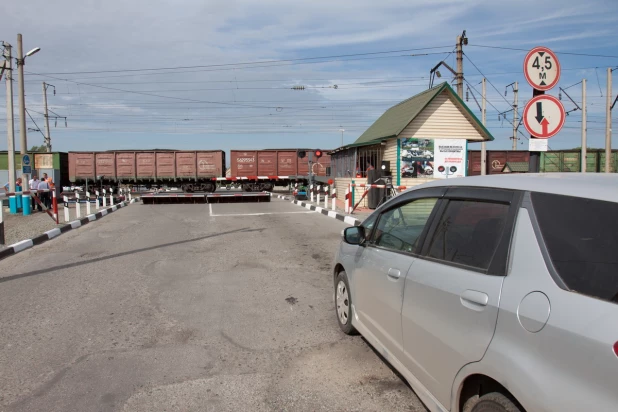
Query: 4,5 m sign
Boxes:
[
  {"xmin": 523, "ymin": 95, "xmax": 566, "ymax": 139},
  {"xmin": 524, "ymin": 47, "xmax": 561, "ymax": 91}
]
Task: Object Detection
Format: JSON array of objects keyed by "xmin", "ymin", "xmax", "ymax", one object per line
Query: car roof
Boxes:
[{"xmin": 412, "ymin": 173, "xmax": 618, "ymax": 203}]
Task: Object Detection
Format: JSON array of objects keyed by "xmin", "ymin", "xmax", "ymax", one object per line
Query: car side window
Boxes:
[
  {"xmin": 427, "ymin": 200, "xmax": 509, "ymax": 270},
  {"xmin": 373, "ymin": 198, "xmax": 438, "ymax": 253}
]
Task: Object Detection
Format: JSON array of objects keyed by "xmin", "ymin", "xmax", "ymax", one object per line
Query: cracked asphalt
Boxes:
[{"xmin": 0, "ymin": 198, "xmax": 426, "ymax": 412}]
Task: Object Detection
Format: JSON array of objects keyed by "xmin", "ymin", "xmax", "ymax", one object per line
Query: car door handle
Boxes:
[
  {"xmin": 387, "ymin": 268, "xmax": 401, "ymax": 279},
  {"xmin": 460, "ymin": 290, "xmax": 489, "ymax": 310}
]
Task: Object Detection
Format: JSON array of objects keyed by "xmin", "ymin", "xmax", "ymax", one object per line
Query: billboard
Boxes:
[
  {"xmin": 400, "ymin": 138, "xmax": 434, "ymax": 178},
  {"xmin": 433, "ymin": 139, "xmax": 467, "ymax": 179}
]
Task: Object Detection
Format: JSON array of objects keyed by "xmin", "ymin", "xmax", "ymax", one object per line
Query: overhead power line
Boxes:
[
  {"xmin": 26, "ymin": 46, "xmax": 453, "ymax": 76},
  {"xmin": 469, "ymin": 44, "xmax": 618, "ymax": 59}
]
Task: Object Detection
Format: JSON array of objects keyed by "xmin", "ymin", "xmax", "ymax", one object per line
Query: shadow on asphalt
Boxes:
[{"xmin": 0, "ymin": 227, "xmax": 266, "ymax": 284}]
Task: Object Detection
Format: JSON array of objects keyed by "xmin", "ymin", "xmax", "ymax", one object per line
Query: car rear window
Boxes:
[{"xmin": 531, "ymin": 192, "xmax": 618, "ymax": 304}]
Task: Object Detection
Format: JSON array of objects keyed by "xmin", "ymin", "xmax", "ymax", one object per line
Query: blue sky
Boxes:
[{"xmin": 1, "ymin": 0, "xmax": 617, "ymax": 158}]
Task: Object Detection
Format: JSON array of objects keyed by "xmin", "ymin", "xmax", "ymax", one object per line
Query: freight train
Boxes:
[{"xmin": 67, "ymin": 149, "xmax": 331, "ymax": 192}]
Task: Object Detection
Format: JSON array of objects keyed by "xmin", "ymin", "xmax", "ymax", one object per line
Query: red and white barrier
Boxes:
[
  {"xmin": 331, "ymin": 187, "xmax": 336, "ymax": 211},
  {"xmin": 310, "ymin": 185, "xmax": 314, "ymax": 202},
  {"xmin": 102, "ymin": 189, "xmax": 107, "ymax": 208},
  {"xmin": 350, "ymin": 183, "xmax": 407, "ymax": 190},
  {"xmin": 344, "ymin": 185, "xmax": 350, "ymax": 214}
]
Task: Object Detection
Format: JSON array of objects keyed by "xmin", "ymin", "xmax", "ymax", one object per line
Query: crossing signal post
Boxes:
[{"xmin": 523, "ymin": 46, "xmax": 562, "ymax": 173}]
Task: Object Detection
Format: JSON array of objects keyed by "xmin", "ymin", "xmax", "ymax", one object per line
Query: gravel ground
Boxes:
[{"xmin": 0, "ymin": 205, "xmax": 67, "ymax": 249}]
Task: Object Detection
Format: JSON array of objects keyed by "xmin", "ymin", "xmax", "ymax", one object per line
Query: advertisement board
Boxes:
[
  {"xmin": 433, "ymin": 139, "xmax": 467, "ymax": 179},
  {"xmin": 400, "ymin": 138, "xmax": 434, "ymax": 178}
]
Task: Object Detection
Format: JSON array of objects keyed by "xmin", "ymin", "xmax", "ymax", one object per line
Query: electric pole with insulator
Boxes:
[{"xmin": 455, "ymin": 31, "xmax": 468, "ymax": 98}]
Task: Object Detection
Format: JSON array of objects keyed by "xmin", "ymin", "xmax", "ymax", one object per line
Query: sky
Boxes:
[{"xmin": 1, "ymin": 0, "xmax": 618, "ymax": 159}]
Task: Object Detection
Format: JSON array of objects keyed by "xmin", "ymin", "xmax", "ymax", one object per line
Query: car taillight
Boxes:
[{"xmin": 614, "ymin": 341, "xmax": 618, "ymax": 357}]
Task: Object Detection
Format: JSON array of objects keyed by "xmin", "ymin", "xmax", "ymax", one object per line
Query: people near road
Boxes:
[
  {"xmin": 37, "ymin": 178, "xmax": 51, "ymax": 209},
  {"xmin": 30, "ymin": 175, "xmax": 41, "ymax": 211},
  {"xmin": 3, "ymin": 178, "xmax": 22, "ymax": 193}
]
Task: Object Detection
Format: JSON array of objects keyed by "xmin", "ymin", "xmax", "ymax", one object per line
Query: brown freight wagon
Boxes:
[
  {"xmin": 467, "ymin": 150, "xmax": 531, "ymax": 176},
  {"xmin": 69, "ymin": 150, "xmax": 225, "ymax": 192}
]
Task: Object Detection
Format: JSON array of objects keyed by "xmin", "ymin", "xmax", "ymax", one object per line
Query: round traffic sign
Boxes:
[
  {"xmin": 22, "ymin": 154, "xmax": 31, "ymax": 166},
  {"xmin": 523, "ymin": 95, "xmax": 565, "ymax": 139},
  {"xmin": 524, "ymin": 47, "xmax": 560, "ymax": 91}
]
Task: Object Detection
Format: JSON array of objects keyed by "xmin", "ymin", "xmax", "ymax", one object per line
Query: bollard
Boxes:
[
  {"xmin": 22, "ymin": 192, "xmax": 31, "ymax": 216},
  {"xmin": 0, "ymin": 198, "xmax": 4, "ymax": 245},
  {"xmin": 109, "ymin": 188, "xmax": 113, "ymax": 206},
  {"xmin": 15, "ymin": 186, "xmax": 23, "ymax": 211},
  {"xmin": 86, "ymin": 192, "xmax": 92, "ymax": 215},
  {"xmin": 52, "ymin": 190, "xmax": 58, "ymax": 224},
  {"xmin": 9, "ymin": 194, "xmax": 17, "ymax": 214},
  {"xmin": 95, "ymin": 190, "xmax": 100, "ymax": 209},
  {"xmin": 325, "ymin": 185, "xmax": 329, "ymax": 208},
  {"xmin": 310, "ymin": 185, "xmax": 314, "ymax": 202},
  {"xmin": 331, "ymin": 187, "xmax": 336, "ymax": 211},
  {"xmin": 316, "ymin": 186, "xmax": 321, "ymax": 205},
  {"xmin": 344, "ymin": 185, "xmax": 350, "ymax": 214},
  {"xmin": 63, "ymin": 196, "xmax": 70, "ymax": 222},
  {"xmin": 103, "ymin": 189, "xmax": 107, "ymax": 208},
  {"xmin": 75, "ymin": 193, "xmax": 81, "ymax": 219},
  {"xmin": 128, "ymin": 191, "xmax": 132, "ymax": 202}
]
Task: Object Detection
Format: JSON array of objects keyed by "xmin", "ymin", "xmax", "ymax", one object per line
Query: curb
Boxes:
[
  {"xmin": 0, "ymin": 198, "xmax": 138, "ymax": 262},
  {"xmin": 290, "ymin": 200, "xmax": 361, "ymax": 226}
]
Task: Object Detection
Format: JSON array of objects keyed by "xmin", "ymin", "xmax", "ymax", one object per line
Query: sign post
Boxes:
[{"xmin": 523, "ymin": 46, "xmax": 561, "ymax": 172}]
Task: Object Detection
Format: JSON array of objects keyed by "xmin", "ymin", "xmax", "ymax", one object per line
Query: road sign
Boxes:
[
  {"xmin": 523, "ymin": 95, "xmax": 565, "ymax": 139},
  {"xmin": 22, "ymin": 165, "xmax": 32, "ymax": 174},
  {"xmin": 22, "ymin": 154, "xmax": 31, "ymax": 167},
  {"xmin": 524, "ymin": 47, "xmax": 560, "ymax": 91}
]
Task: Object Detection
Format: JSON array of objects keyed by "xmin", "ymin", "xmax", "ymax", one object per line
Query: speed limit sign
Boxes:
[{"xmin": 524, "ymin": 47, "xmax": 560, "ymax": 91}]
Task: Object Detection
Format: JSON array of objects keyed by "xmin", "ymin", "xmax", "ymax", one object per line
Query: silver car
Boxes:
[{"xmin": 333, "ymin": 174, "xmax": 618, "ymax": 412}]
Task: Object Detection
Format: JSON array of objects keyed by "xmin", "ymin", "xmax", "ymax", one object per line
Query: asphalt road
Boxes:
[{"xmin": 0, "ymin": 197, "xmax": 426, "ymax": 412}]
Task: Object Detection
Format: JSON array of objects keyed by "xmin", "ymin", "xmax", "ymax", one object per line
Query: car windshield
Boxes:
[{"xmin": 532, "ymin": 192, "xmax": 618, "ymax": 304}]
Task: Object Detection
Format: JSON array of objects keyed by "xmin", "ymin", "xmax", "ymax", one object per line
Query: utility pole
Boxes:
[
  {"xmin": 43, "ymin": 82, "xmax": 52, "ymax": 152},
  {"xmin": 16, "ymin": 34, "xmax": 28, "ymax": 183},
  {"xmin": 3, "ymin": 43, "xmax": 16, "ymax": 193},
  {"xmin": 481, "ymin": 78, "xmax": 487, "ymax": 175},
  {"xmin": 582, "ymin": 79, "xmax": 587, "ymax": 172},
  {"xmin": 455, "ymin": 31, "xmax": 467, "ymax": 99},
  {"xmin": 512, "ymin": 82, "xmax": 519, "ymax": 150},
  {"xmin": 606, "ymin": 68, "xmax": 612, "ymax": 173}
]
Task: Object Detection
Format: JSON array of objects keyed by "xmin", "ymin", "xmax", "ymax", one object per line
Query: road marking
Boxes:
[
  {"xmin": 209, "ymin": 203, "xmax": 213, "ymax": 216},
  {"xmin": 210, "ymin": 211, "xmax": 316, "ymax": 217}
]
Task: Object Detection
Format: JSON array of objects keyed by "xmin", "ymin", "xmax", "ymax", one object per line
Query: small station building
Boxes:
[{"xmin": 329, "ymin": 82, "xmax": 494, "ymax": 208}]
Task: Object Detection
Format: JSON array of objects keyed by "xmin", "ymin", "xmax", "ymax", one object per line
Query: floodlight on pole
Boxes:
[{"xmin": 26, "ymin": 47, "xmax": 40, "ymax": 57}]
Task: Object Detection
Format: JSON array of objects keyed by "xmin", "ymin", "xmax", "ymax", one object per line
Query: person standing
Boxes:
[
  {"xmin": 30, "ymin": 175, "xmax": 40, "ymax": 211},
  {"xmin": 37, "ymin": 178, "xmax": 50, "ymax": 209}
]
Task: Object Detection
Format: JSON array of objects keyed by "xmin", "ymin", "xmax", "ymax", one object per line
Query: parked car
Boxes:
[{"xmin": 333, "ymin": 173, "xmax": 618, "ymax": 412}]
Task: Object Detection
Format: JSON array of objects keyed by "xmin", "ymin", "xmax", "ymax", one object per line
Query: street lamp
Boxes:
[
  {"xmin": 16, "ymin": 34, "xmax": 40, "ymax": 206},
  {"xmin": 340, "ymin": 128, "xmax": 345, "ymax": 147}
]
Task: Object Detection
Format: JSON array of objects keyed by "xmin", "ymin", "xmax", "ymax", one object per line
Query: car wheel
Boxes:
[
  {"xmin": 463, "ymin": 392, "xmax": 521, "ymax": 412},
  {"xmin": 335, "ymin": 271, "xmax": 357, "ymax": 335}
]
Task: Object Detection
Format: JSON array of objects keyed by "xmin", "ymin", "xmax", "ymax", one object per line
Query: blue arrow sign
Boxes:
[{"xmin": 22, "ymin": 154, "xmax": 31, "ymax": 166}]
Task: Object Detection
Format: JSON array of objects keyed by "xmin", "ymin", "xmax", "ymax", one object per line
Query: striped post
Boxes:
[
  {"xmin": 344, "ymin": 185, "xmax": 350, "ymax": 214},
  {"xmin": 63, "ymin": 196, "xmax": 70, "ymax": 222},
  {"xmin": 52, "ymin": 190, "xmax": 58, "ymax": 224},
  {"xmin": 316, "ymin": 185, "xmax": 321, "ymax": 205},
  {"xmin": 331, "ymin": 187, "xmax": 336, "ymax": 211},
  {"xmin": 95, "ymin": 190, "xmax": 100, "ymax": 209},
  {"xmin": 128, "ymin": 190, "xmax": 132, "ymax": 202},
  {"xmin": 102, "ymin": 189, "xmax": 107, "ymax": 208},
  {"xmin": 0, "ymin": 198, "xmax": 4, "ymax": 245},
  {"xmin": 310, "ymin": 185, "xmax": 314, "ymax": 202},
  {"xmin": 324, "ymin": 185, "xmax": 329, "ymax": 208},
  {"xmin": 86, "ymin": 192, "xmax": 92, "ymax": 215},
  {"xmin": 109, "ymin": 188, "xmax": 113, "ymax": 206},
  {"xmin": 75, "ymin": 193, "xmax": 81, "ymax": 219}
]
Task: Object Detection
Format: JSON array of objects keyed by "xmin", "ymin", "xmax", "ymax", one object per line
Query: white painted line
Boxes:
[
  {"xmin": 328, "ymin": 211, "xmax": 337, "ymax": 218},
  {"xmin": 45, "ymin": 228, "xmax": 62, "ymax": 239},
  {"xmin": 87, "ymin": 214, "xmax": 97, "ymax": 221},
  {"xmin": 209, "ymin": 203, "xmax": 213, "ymax": 216},
  {"xmin": 100, "ymin": 209, "xmax": 108, "ymax": 216},
  {"xmin": 211, "ymin": 211, "xmax": 316, "ymax": 217},
  {"xmin": 70, "ymin": 220, "xmax": 82, "ymax": 229},
  {"xmin": 11, "ymin": 239, "xmax": 34, "ymax": 253},
  {"xmin": 344, "ymin": 216, "xmax": 358, "ymax": 226}
]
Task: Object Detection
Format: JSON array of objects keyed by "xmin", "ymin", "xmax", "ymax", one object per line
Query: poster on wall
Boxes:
[
  {"xmin": 400, "ymin": 138, "xmax": 434, "ymax": 179},
  {"xmin": 433, "ymin": 139, "xmax": 467, "ymax": 179}
]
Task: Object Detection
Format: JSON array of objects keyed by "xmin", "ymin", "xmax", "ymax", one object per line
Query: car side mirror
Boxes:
[{"xmin": 343, "ymin": 226, "xmax": 365, "ymax": 245}]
